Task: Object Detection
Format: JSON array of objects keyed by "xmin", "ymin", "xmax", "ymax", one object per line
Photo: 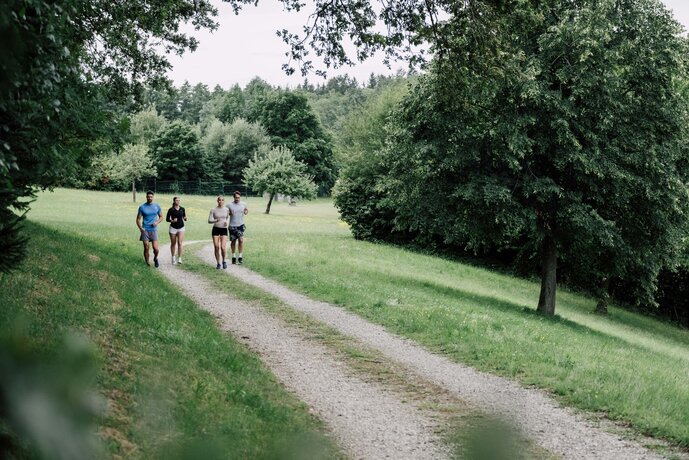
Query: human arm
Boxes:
[
  {"xmin": 153, "ymin": 207, "xmax": 163, "ymax": 227},
  {"xmin": 183, "ymin": 207, "xmax": 187, "ymax": 221},
  {"xmin": 136, "ymin": 210, "xmax": 144, "ymax": 232},
  {"xmin": 208, "ymin": 209, "xmax": 219, "ymax": 224},
  {"xmin": 166, "ymin": 208, "xmax": 172, "ymax": 223}
]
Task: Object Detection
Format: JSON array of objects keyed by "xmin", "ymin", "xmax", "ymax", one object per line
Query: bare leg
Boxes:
[
  {"xmin": 177, "ymin": 232, "xmax": 184, "ymax": 259},
  {"xmin": 170, "ymin": 233, "xmax": 178, "ymax": 258},
  {"xmin": 220, "ymin": 235, "xmax": 227, "ymax": 261},
  {"xmin": 238, "ymin": 237, "xmax": 244, "ymax": 254},
  {"xmin": 213, "ymin": 235, "xmax": 221, "ymax": 263},
  {"xmin": 143, "ymin": 241, "xmax": 150, "ymax": 264},
  {"xmin": 152, "ymin": 240, "xmax": 160, "ymax": 261}
]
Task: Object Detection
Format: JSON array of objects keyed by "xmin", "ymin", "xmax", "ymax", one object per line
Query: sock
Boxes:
[{"xmin": 239, "ymin": 253, "xmax": 243, "ymax": 258}]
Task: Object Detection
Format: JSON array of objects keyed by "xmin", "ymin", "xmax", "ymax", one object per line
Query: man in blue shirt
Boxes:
[{"xmin": 136, "ymin": 190, "xmax": 163, "ymax": 267}]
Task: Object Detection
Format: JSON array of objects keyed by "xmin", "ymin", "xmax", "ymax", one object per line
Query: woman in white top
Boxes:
[{"xmin": 208, "ymin": 196, "xmax": 230, "ymax": 269}]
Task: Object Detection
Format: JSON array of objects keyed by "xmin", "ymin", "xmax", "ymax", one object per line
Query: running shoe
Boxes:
[
  {"xmin": 222, "ymin": 261, "xmax": 227, "ymax": 269},
  {"xmin": 177, "ymin": 257, "xmax": 182, "ymax": 264},
  {"xmin": 154, "ymin": 258, "xmax": 159, "ymax": 268},
  {"xmin": 238, "ymin": 257, "xmax": 243, "ymax": 265},
  {"xmin": 231, "ymin": 257, "xmax": 237, "ymax": 265},
  {"xmin": 216, "ymin": 263, "xmax": 221, "ymax": 269}
]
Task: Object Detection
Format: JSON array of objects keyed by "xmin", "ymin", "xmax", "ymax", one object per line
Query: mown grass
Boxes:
[
  {"xmin": 25, "ymin": 188, "xmax": 689, "ymax": 448},
  {"xmin": 247, "ymin": 213, "xmax": 689, "ymax": 448},
  {"xmin": 0, "ymin": 218, "xmax": 340, "ymax": 459}
]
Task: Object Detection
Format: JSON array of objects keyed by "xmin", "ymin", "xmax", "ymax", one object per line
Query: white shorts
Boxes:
[{"xmin": 169, "ymin": 226, "xmax": 185, "ymax": 235}]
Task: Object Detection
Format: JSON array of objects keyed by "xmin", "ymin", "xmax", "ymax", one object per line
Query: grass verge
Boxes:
[{"xmin": 0, "ymin": 221, "xmax": 340, "ymax": 459}]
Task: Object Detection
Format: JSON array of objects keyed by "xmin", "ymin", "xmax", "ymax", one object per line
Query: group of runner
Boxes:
[{"xmin": 135, "ymin": 190, "xmax": 248, "ymax": 269}]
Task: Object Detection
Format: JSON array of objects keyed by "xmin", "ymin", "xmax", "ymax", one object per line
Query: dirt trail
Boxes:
[
  {"xmin": 158, "ymin": 249, "xmax": 450, "ymax": 459},
  {"xmin": 161, "ymin": 243, "xmax": 665, "ymax": 459}
]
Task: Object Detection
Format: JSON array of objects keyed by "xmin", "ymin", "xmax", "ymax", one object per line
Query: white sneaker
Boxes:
[
  {"xmin": 177, "ymin": 257, "xmax": 182, "ymax": 265},
  {"xmin": 172, "ymin": 256, "xmax": 177, "ymax": 265}
]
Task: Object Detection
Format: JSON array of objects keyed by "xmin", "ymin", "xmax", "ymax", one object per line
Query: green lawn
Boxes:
[
  {"xmin": 16, "ymin": 188, "xmax": 689, "ymax": 449},
  {"xmin": 0, "ymin": 191, "xmax": 341, "ymax": 458}
]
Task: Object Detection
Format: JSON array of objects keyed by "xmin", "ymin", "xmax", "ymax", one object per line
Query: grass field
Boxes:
[
  {"xmin": 0, "ymin": 189, "xmax": 341, "ymax": 459},
  {"xmin": 8, "ymin": 187, "xmax": 689, "ymax": 452}
]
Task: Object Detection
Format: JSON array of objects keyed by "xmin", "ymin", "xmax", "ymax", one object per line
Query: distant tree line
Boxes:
[{"xmin": 75, "ymin": 74, "xmax": 407, "ymax": 200}]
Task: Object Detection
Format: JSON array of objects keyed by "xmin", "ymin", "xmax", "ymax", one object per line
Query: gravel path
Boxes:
[
  {"xmin": 183, "ymin": 244, "xmax": 665, "ymax": 460},
  {"xmin": 158, "ymin": 248, "xmax": 450, "ymax": 459},
  {"xmin": 200, "ymin": 246, "xmax": 662, "ymax": 460}
]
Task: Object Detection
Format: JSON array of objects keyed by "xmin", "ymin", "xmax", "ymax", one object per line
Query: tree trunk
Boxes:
[
  {"xmin": 132, "ymin": 179, "xmax": 136, "ymax": 203},
  {"xmin": 594, "ymin": 277, "xmax": 610, "ymax": 315},
  {"xmin": 537, "ymin": 233, "xmax": 557, "ymax": 316},
  {"xmin": 265, "ymin": 192, "xmax": 275, "ymax": 214}
]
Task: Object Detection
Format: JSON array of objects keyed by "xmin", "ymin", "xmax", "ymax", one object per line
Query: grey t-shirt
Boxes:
[
  {"xmin": 227, "ymin": 201, "xmax": 247, "ymax": 227},
  {"xmin": 208, "ymin": 207, "xmax": 229, "ymax": 228}
]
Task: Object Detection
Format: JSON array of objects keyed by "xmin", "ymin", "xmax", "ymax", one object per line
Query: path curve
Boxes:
[
  {"xmin": 189, "ymin": 244, "xmax": 664, "ymax": 460},
  {"xmin": 158, "ymin": 248, "xmax": 450, "ymax": 459}
]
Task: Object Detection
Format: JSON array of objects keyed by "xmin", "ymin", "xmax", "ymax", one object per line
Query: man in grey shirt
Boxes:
[{"xmin": 226, "ymin": 190, "xmax": 249, "ymax": 264}]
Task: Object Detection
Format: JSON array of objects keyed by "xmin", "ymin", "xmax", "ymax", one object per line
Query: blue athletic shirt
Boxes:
[{"xmin": 138, "ymin": 202, "xmax": 162, "ymax": 231}]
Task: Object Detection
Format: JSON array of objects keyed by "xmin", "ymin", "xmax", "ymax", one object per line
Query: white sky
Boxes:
[{"xmin": 167, "ymin": 0, "xmax": 689, "ymax": 89}]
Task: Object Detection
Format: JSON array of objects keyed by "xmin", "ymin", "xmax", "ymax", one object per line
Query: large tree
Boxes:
[
  {"xmin": 236, "ymin": 0, "xmax": 689, "ymax": 315},
  {"xmin": 252, "ymin": 90, "xmax": 337, "ymax": 191},
  {"xmin": 243, "ymin": 145, "xmax": 317, "ymax": 214},
  {"xmin": 150, "ymin": 121, "xmax": 203, "ymax": 181},
  {"xmin": 333, "ymin": 80, "xmax": 409, "ymax": 240},
  {"xmin": 0, "ymin": 0, "xmax": 218, "ymax": 272},
  {"xmin": 201, "ymin": 118, "xmax": 272, "ymax": 182},
  {"xmin": 380, "ymin": 1, "xmax": 689, "ymax": 315}
]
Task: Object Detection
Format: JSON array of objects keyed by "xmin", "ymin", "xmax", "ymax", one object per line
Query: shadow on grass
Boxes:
[
  {"xmin": 360, "ymin": 268, "xmax": 655, "ymax": 345},
  {"xmin": 343, "ymin": 238, "xmax": 689, "ymax": 344}
]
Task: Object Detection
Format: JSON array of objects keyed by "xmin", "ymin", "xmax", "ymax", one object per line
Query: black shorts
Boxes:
[
  {"xmin": 229, "ymin": 224, "xmax": 245, "ymax": 242},
  {"xmin": 211, "ymin": 226, "xmax": 228, "ymax": 237}
]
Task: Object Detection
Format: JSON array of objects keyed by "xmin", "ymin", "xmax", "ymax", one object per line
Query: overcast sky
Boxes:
[{"xmin": 167, "ymin": 1, "xmax": 689, "ymax": 89}]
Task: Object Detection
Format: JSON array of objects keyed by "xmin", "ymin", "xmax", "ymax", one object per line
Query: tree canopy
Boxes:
[
  {"xmin": 243, "ymin": 145, "xmax": 317, "ymax": 214},
  {"xmin": 201, "ymin": 117, "xmax": 272, "ymax": 182},
  {"xmin": 100, "ymin": 143, "xmax": 157, "ymax": 202},
  {"xmin": 0, "ymin": 0, "xmax": 218, "ymax": 271},
  {"xmin": 150, "ymin": 121, "xmax": 204, "ymax": 181},
  {"xmin": 252, "ymin": 90, "xmax": 337, "ymax": 190},
  {"xmin": 330, "ymin": 0, "xmax": 689, "ymax": 315}
]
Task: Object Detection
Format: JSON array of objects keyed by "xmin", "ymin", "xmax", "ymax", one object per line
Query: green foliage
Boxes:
[
  {"xmin": 201, "ymin": 118, "xmax": 272, "ymax": 182},
  {"xmin": 253, "ymin": 91, "xmax": 337, "ymax": 190},
  {"xmin": 0, "ymin": 0, "xmax": 218, "ymax": 272},
  {"xmin": 178, "ymin": 82, "xmax": 212, "ymax": 124},
  {"xmin": 102, "ymin": 143, "xmax": 157, "ymax": 191},
  {"xmin": 0, "ymin": 325, "xmax": 103, "ymax": 460},
  {"xmin": 129, "ymin": 106, "xmax": 168, "ymax": 145},
  {"xmin": 217, "ymin": 84, "xmax": 248, "ymax": 123},
  {"xmin": 243, "ymin": 146, "xmax": 317, "ymax": 213},
  {"xmin": 150, "ymin": 121, "xmax": 204, "ymax": 181},
  {"xmin": 332, "ymin": 80, "xmax": 409, "ymax": 240},
  {"xmin": 303, "ymin": 74, "xmax": 367, "ymax": 131},
  {"xmin": 335, "ymin": 0, "xmax": 689, "ymax": 314}
]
